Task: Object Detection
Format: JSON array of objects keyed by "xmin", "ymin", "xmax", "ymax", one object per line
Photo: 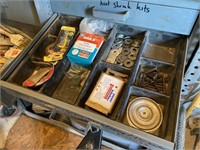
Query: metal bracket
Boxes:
[{"xmin": 77, "ymin": 122, "xmax": 102, "ymax": 150}]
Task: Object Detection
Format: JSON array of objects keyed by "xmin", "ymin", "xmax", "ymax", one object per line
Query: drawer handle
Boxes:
[{"xmin": 92, "ymin": 8, "xmax": 130, "ymax": 22}]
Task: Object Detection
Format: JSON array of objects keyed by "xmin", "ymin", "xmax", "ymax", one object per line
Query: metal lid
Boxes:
[{"xmin": 126, "ymin": 97, "xmax": 163, "ymax": 133}]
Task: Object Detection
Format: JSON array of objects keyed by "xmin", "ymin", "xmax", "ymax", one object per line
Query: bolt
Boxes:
[{"xmin": 143, "ymin": 67, "xmax": 157, "ymax": 75}]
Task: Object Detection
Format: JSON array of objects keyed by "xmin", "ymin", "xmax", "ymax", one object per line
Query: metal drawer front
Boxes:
[{"xmin": 50, "ymin": 0, "xmax": 200, "ymax": 35}]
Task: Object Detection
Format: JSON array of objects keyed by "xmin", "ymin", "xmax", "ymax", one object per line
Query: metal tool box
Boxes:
[{"xmin": 1, "ymin": 0, "xmax": 200, "ymax": 149}]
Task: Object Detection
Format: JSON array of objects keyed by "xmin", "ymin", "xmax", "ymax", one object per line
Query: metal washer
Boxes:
[
  {"xmin": 114, "ymin": 38, "xmax": 124, "ymax": 44},
  {"xmin": 124, "ymin": 39, "xmax": 133, "ymax": 45},
  {"xmin": 132, "ymin": 40, "xmax": 141, "ymax": 47},
  {"xmin": 116, "ymin": 33, "xmax": 124, "ymax": 39},
  {"xmin": 122, "ymin": 48, "xmax": 131, "ymax": 56},
  {"xmin": 126, "ymin": 97, "xmax": 163, "ymax": 133},
  {"xmin": 130, "ymin": 47, "xmax": 139, "ymax": 55},
  {"xmin": 116, "ymin": 54, "xmax": 127, "ymax": 64},
  {"xmin": 123, "ymin": 59, "xmax": 134, "ymax": 68},
  {"xmin": 110, "ymin": 49, "xmax": 121, "ymax": 55},
  {"xmin": 128, "ymin": 53, "xmax": 137, "ymax": 61},
  {"xmin": 112, "ymin": 43, "xmax": 123, "ymax": 49}
]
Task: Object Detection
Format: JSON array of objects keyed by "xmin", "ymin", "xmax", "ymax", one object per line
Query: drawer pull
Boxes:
[{"xmin": 92, "ymin": 8, "xmax": 129, "ymax": 22}]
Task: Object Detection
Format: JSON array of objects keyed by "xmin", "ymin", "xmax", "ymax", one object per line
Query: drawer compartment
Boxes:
[
  {"xmin": 133, "ymin": 58, "xmax": 176, "ymax": 95},
  {"xmin": 6, "ymin": 15, "xmax": 86, "ymax": 103},
  {"xmin": 142, "ymin": 32, "xmax": 183, "ymax": 64},
  {"xmin": 77, "ymin": 62, "xmax": 130, "ymax": 120},
  {"xmin": 121, "ymin": 86, "xmax": 170, "ymax": 138},
  {"xmin": 1, "ymin": 12, "xmax": 188, "ymax": 149},
  {"xmin": 101, "ymin": 24, "xmax": 146, "ymax": 69},
  {"xmin": 0, "ymin": 19, "xmax": 42, "ymax": 76},
  {"xmin": 5, "ymin": 14, "xmax": 112, "ymax": 104}
]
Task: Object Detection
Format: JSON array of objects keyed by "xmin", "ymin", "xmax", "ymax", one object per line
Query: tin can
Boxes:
[{"xmin": 126, "ymin": 97, "xmax": 163, "ymax": 133}]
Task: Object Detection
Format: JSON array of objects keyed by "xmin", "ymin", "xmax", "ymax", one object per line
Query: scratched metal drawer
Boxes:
[
  {"xmin": 1, "ymin": 0, "xmax": 199, "ymax": 149},
  {"xmin": 1, "ymin": 20, "xmax": 186, "ymax": 150}
]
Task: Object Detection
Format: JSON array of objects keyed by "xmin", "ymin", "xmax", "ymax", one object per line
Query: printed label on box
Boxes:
[
  {"xmin": 73, "ymin": 41, "xmax": 96, "ymax": 52},
  {"xmin": 78, "ymin": 51, "xmax": 90, "ymax": 59},
  {"xmin": 86, "ymin": 73, "xmax": 124, "ymax": 114},
  {"xmin": 67, "ymin": 32, "xmax": 104, "ymax": 66}
]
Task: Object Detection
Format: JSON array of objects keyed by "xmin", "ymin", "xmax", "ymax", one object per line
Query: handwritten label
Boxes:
[
  {"xmin": 100, "ymin": 0, "xmax": 131, "ymax": 9},
  {"xmin": 99, "ymin": 0, "xmax": 150, "ymax": 13},
  {"xmin": 100, "ymin": 0, "xmax": 110, "ymax": 6},
  {"xmin": 136, "ymin": 3, "xmax": 150, "ymax": 13}
]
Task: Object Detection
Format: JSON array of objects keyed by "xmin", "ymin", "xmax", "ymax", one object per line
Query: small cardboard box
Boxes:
[
  {"xmin": 67, "ymin": 32, "xmax": 104, "ymax": 66},
  {"xmin": 86, "ymin": 72, "xmax": 124, "ymax": 115}
]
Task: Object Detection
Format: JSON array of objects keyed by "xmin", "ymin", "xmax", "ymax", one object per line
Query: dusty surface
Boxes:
[
  {"xmin": 5, "ymin": 114, "xmax": 111, "ymax": 150},
  {"xmin": 5, "ymin": 115, "xmax": 83, "ymax": 150},
  {"xmin": 0, "ymin": 105, "xmax": 21, "ymax": 148}
]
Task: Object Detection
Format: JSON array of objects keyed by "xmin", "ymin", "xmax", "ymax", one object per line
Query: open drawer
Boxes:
[
  {"xmin": 1, "ymin": 0, "xmax": 199, "ymax": 149},
  {"xmin": 0, "ymin": 19, "xmax": 42, "ymax": 76}
]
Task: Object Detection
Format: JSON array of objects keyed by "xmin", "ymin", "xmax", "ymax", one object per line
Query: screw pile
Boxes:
[{"xmin": 136, "ymin": 66, "xmax": 170, "ymax": 94}]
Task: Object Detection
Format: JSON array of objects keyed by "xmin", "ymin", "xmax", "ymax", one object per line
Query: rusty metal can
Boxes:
[{"xmin": 126, "ymin": 97, "xmax": 163, "ymax": 133}]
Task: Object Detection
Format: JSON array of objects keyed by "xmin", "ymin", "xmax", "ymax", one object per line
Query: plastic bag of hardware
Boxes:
[
  {"xmin": 52, "ymin": 64, "xmax": 90, "ymax": 104},
  {"xmin": 66, "ymin": 64, "xmax": 89, "ymax": 80},
  {"xmin": 79, "ymin": 18, "xmax": 114, "ymax": 37}
]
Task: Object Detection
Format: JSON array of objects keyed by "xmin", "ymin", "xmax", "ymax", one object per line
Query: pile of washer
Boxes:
[{"xmin": 106, "ymin": 33, "xmax": 141, "ymax": 68}]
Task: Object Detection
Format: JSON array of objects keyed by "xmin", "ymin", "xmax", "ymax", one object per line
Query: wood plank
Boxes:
[
  {"xmin": 5, "ymin": 115, "xmax": 83, "ymax": 149},
  {"xmin": 5, "ymin": 114, "xmax": 111, "ymax": 149}
]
